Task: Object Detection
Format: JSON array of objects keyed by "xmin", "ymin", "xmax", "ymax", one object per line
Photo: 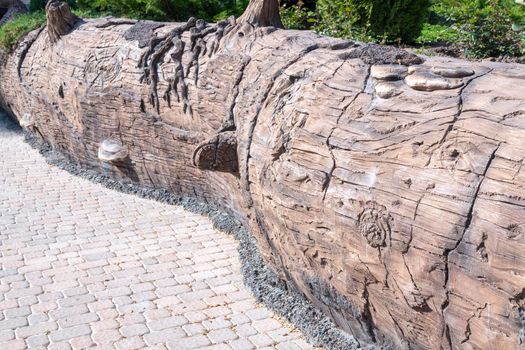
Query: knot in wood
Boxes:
[
  {"xmin": 45, "ymin": 0, "xmax": 79, "ymax": 44},
  {"xmin": 192, "ymin": 131, "xmax": 238, "ymax": 174},
  {"xmin": 358, "ymin": 201, "xmax": 392, "ymax": 248}
]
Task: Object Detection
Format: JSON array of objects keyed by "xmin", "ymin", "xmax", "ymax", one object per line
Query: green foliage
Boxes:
[
  {"xmin": 460, "ymin": 0, "xmax": 524, "ymax": 57},
  {"xmin": 313, "ymin": 0, "xmax": 431, "ymax": 44},
  {"xmin": 422, "ymin": 0, "xmax": 525, "ymax": 58},
  {"xmin": 76, "ymin": 0, "xmax": 165, "ymax": 20},
  {"xmin": 0, "ymin": 11, "xmax": 46, "ymax": 51},
  {"xmin": 416, "ymin": 23, "xmax": 461, "ymax": 44},
  {"xmin": 13, "ymin": 0, "xmax": 525, "ymax": 60},
  {"xmin": 280, "ymin": 4, "xmax": 316, "ymax": 30},
  {"xmin": 72, "ymin": 0, "xmax": 250, "ymax": 22}
]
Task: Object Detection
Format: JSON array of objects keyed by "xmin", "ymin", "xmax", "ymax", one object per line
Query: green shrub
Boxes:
[
  {"xmin": 0, "ymin": 11, "xmax": 46, "ymax": 51},
  {"xmin": 313, "ymin": 0, "xmax": 431, "ymax": 44},
  {"xmin": 75, "ymin": 0, "xmax": 165, "ymax": 20},
  {"xmin": 426, "ymin": 0, "xmax": 524, "ymax": 58},
  {"xmin": 281, "ymin": 3, "xmax": 316, "ymax": 30},
  {"xmin": 462, "ymin": 0, "xmax": 524, "ymax": 57},
  {"xmin": 73, "ymin": 0, "xmax": 249, "ymax": 22}
]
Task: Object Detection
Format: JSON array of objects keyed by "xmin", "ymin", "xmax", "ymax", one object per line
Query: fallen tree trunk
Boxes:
[{"xmin": 1, "ymin": 1, "xmax": 524, "ymax": 349}]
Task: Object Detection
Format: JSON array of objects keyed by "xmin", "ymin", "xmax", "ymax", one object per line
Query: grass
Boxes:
[
  {"xmin": 0, "ymin": 11, "xmax": 46, "ymax": 52},
  {"xmin": 0, "ymin": 8, "xmax": 110, "ymax": 52},
  {"xmin": 416, "ymin": 23, "xmax": 461, "ymax": 45}
]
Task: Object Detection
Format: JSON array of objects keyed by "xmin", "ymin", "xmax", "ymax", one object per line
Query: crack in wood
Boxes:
[{"xmin": 441, "ymin": 143, "xmax": 500, "ymax": 348}]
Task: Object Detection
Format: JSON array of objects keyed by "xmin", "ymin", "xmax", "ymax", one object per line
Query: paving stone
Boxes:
[
  {"xmin": 167, "ymin": 334, "xmax": 211, "ymax": 349},
  {"xmin": 115, "ymin": 336, "xmax": 146, "ymax": 350},
  {"xmin": 0, "ymin": 329, "xmax": 15, "ymax": 341},
  {"xmin": 118, "ymin": 313, "xmax": 145, "ymax": 326},
  {"xmin": 208, "ymin": 328, "xmax": 238, "ymax": 343},
  {"xmin": 203, "ymin": 316, "xmax": 233, "ymax": 330},
  {"xmin": 4, "ymin": 306, "xmax": 31, "ymax": 318},
  {"xmin": 16, "ymin": 321, "xmax": 58, "ymax": 338},
  {"xmin": 151, "ymin": 315, "xmax": 189, "ymax": 332},
  {"xmin": 230, "ymin": 338, "xmax": 256, "ymax": 350},
  {"xmin": 26, "ymin": 334, "xmax": 50, "ymax": 348},
  {"xmin": 235, "ymin": 324, "xmax": 258, "ymax": 337},
  {"xmin": 48, "ymin": 342, "xmax": 72, "ymax": 350},
  {"xmin": 69, "ymin": 335, "xmax": 95, "ymax": 349},
  {"xmin": 92, "ymin": 329, "xmax": 122, "ymax": 344},
  {"xmin": 120, "ymin": 323, "xmax": 149, "ymax": 337},
  {"xmin": 0, "ymin": 116, "xmax": 317, "ymax": 350},
  {"xmin": 58, "ymin": 294, "xmax": 95, "ymax": 308},
  {"xmin": 0, "ymin": 317, "xmax": 28, "ymax": 331},
  {"xmin": 201, "ymin": 345, "xmax": 233, "ymax": 350},
  {"xmin": 276, "ymin": 342, "xmax": 303, "ymax": 350},
  {"xmin": 144, "ymin": 328, "xmax": 187, "ymax": 345},
  {"xmin": 252, "ymin": 318, "xmax": 283, "ymax": 333},
  {"xmin": 57, "ymin": 312, "xmax": 99, "ymax": 328},
  {"xmin": 49, "ymin": 324, "xmax": 92, "ymax": 342},
  {"xmin": 49, "ymin": 305, "xmax": 88, "ymax": 320},
  {"xmin": 249, "ymin": 333, "xmax": 276, "ymax": 347}
]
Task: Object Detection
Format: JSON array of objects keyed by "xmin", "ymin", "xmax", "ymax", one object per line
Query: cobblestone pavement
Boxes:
[{"xmin": 0, "ymin": 113, "xmax": 316, "ymax": 349}]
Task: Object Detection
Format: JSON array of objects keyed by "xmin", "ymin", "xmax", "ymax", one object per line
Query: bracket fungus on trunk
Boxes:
[
  {"xmin": 1, "ymin": 1, "xmax": 524, "ymax": 349},
  {"xmin": 98, "ymin": 139, "xmax": 129, "ymax": 163},
  {"xmin": 18, "ymin": 113, "xmax": 34, "ymax": 129}
]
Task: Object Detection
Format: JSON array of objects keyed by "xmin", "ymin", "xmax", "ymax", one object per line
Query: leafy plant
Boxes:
[
  {"xmin": 313, "ymin": 0, "xmax": 431, "ymax": 44},
  {"xmin": 0, "ymin": 11, "xmax": 46, "ymax": 51},
  {"xmin": 416, "ymin": 23, "xmax": 461, "ymax": 44},
  {"xmin": 281, "ymin": 3, "xmax": 316, "ymax": 30},
  {"xmin": 425, "ymin": 0, "xmax": 524, "ymax": 58},
  {"xmin": 461, "ymin": 0, "xmax": 524, "ymax": 57},
  {"xmin": 72, "ymin": 0, "xmax": 250, "ymax": 22},
  {"xmin": 76, "ymin": 0, "xmax": 166, "ymax": 20}
]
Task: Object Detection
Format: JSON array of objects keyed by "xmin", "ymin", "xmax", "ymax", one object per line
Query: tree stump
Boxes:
[{"xmin": 45, "ymin": 0, "xmax": 78, "ymax": 43}]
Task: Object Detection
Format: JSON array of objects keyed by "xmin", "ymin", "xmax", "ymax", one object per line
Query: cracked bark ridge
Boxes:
[
  {"xmin": 45, "ymin": 0, "xmax": 79, "ymax": 44},
  {"xmin": 1, "ymin": 8, "xmax": 524, "ymax": 350}
]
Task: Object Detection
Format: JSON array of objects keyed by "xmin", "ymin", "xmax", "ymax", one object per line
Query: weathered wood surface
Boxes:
[{"xmin": 0, "ymin": 1, "xmax": 524, "ymax": 349}]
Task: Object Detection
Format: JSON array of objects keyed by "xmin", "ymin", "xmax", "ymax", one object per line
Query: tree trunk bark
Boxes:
[{"xmin": 0, "ymin": 1, "xmax": 524, "ymax": 349}]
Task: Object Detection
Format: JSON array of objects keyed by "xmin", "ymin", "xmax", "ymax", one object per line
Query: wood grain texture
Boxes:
[{"xmin": 0, "ymin": 1, "xmax": 524, "ymax": 348}]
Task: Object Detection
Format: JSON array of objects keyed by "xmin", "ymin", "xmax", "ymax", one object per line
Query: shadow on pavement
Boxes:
[{"xmin": 0, "ymin": 108, "xmax": 21, "ymax": 133}]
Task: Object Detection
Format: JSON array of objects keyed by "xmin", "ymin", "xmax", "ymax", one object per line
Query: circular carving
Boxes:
[
  {"xmin": 358, "ymin": 201, "xmax": 393, "ymax": 248},
  {"xmin": 84, "ymin": 49, "xmax": 123, "ymax": 87}
]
